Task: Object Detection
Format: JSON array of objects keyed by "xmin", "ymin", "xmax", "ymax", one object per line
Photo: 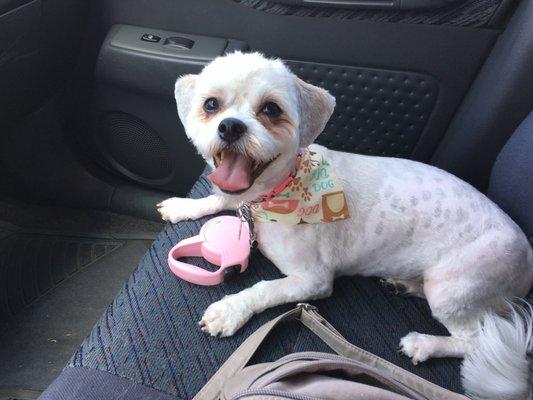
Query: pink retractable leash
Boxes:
[
  {"xmin": 167, "ymin": 212, "xmax": 255, "ymax": 286},
  {"xmin": 167, "ymin": 173, "xmax": 295, "ymax": 286}
]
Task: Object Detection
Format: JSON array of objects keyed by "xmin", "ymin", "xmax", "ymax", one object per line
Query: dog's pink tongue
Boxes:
[{"xmin": 209, "ymin": 152, "xmax": 252, "ymax": 192}]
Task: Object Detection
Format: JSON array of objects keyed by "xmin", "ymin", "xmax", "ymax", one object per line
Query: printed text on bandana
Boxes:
[{"xmin": 250, "ymin": 149, "xmax": 350, "ymax": 225}]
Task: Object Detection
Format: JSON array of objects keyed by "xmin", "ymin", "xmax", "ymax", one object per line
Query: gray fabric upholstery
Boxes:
[
  {"xmin": 489, "ymin": 111, "xmax": 533, "ymax": 238},
  {"xmin": 43, "ymin": 109, "xmax": 533, "ymax": 399},
  {"xmin": 40, "ymin": 367, "xmax": 176, "ymax": 400},
  {"xmin": 54, "ymin": 172, "xmax": 462, "ymax": 399}
]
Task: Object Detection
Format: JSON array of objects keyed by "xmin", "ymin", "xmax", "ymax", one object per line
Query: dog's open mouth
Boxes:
[{"xmin": 209, "ymin": 150, "xmax": 279, "ymax": 194}]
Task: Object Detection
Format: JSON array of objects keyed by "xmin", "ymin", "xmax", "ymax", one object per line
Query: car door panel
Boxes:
[{"xmin": 74, "ymin": 0, "xmax": 502, "ymax": 195}]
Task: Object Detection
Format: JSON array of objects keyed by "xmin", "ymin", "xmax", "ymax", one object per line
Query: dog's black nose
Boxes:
[{"xmin": 218, "ymin": 118, "xmax": 247, "ymax": 143}]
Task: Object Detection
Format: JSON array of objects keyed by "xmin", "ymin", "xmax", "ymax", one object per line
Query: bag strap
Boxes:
[
  {"xmin": 299, "ymin": 305, "xmax": 468, "ymax": 400},
  {"xmin": 192, "ymin": 305, "xmax": 302, "ymax": 400},
  {"xmin": 193, "ymin": 303, "xmax": 468, "ymax": 400}
]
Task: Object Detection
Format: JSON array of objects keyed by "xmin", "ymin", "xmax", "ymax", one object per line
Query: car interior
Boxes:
[{"xmin": 1, "ymin": 0, "xmax": 532, "ymax": 398}]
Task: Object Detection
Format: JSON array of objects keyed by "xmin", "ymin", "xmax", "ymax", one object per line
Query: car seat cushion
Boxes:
[
  {"xmin": 40, "ymin": 170, "xmax": 462, "ymax": 399},
  {"xmin": 40, "ymin": 367, "xmax": 177, "ymax": 400},
  {"xmin": 489, "ymin": 111, "xmax": 533, "ymax": 238}
]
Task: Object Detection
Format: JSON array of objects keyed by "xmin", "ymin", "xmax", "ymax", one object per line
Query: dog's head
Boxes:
[{"xmin": 174, "ymin": 52, "xmax": 335, "ymax": 197}]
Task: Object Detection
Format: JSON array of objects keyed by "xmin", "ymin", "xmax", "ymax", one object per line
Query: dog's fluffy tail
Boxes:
[{"xmin": 461, "ymin": 302, "xmax": 532, "ymax": 400}]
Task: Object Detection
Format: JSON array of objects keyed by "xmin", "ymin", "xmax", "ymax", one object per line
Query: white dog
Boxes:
[{"xmin": 158, "ymin": 52, "xmax": 533, "ymax": 399}]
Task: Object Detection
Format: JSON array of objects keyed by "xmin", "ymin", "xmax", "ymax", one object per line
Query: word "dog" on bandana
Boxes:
[{"xmin": 250, "ymin": 149, "xmax": 350, "ymax": 225}]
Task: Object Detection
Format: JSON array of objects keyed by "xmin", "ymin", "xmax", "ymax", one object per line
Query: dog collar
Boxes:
[
  {"xmin": 260, "ymin": 152, "xmax": 303, "ymax": 201},
  {"xmin": 250, "ymin": 148, "xmax": 350, "ymax": 225},
  {"xmin": 261, "ymin": 174, "xmax": 294, "ymax": 201}
]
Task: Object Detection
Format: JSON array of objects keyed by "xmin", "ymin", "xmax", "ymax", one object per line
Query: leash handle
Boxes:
[
  {"xmin": 168, "ymin": 237, "xmax": 223, "ymax": 286},
  {"xmin": 167, "ymin": 216, "xmax": 250, "ymax": 286}
]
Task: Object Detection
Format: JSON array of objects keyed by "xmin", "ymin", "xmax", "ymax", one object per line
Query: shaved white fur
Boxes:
[{"xmin": 158, "ymin": 52, "xmax": 533, "ymax": 399}]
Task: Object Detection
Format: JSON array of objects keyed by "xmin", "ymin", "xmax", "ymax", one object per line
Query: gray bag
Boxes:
[{"xmin": 194, "ymin": 304, "xmax": 468, "ymax": 400}]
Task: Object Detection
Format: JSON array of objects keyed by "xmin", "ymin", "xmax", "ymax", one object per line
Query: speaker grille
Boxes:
[
  {"xmin": 99, "ymin": 112, "xmax": 174, "ymax": 181},
  {"xmin": 286, "ymin": 61, "xmax": 438, "ymax": 158}
]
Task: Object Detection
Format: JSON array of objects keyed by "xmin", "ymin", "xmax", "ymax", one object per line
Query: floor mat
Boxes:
[
  {"xmin": 0, "ymin": 224, "xmax": 123, "ymax": 321},
  {"xmin": 0, "ymin": 388, "xmax": 41, "ymax": 400},
  {"xmin": 0, "ymin": 200, "xmax": 162, "ymax": 392}
]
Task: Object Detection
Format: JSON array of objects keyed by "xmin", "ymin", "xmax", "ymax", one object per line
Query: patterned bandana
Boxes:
[{"xmin": 250, "ymin": 148, "xmax": 350, "ymax": 225}]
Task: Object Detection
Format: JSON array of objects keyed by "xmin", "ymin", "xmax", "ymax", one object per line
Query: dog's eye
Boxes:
[
  {"xmin": 203, "ymin": 98, "xmax": 219, "ymax": 113},
  {"xmin": 260, "ymin": 102, "xmax": 282, "ymax": 117}
]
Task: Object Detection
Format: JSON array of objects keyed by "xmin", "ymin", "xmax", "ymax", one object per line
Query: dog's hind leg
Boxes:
[
  {"xmin": 399, "ymin": 273, "xmax": 482, "ymax": 364},
  {"xmin": 394, "ymin": 310, "xmax": 478, "ymax": 365},
  {"xmin": 399, "ymin": 231, "xmax": 533, "ymax": 364},
  {"xmin": 399, "ymin": 263, "xmax": 484, "ymax": 364},
  {"xmin": 380, "ymin": 277, "xmax": 425, "ymax": 298},
  {"xmin": 399, "ymin": 321, "xmax": 477, "ymax": 364}
]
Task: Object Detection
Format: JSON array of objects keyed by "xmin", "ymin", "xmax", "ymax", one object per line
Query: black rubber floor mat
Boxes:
[
  {"xmin": 0, "ymin": 236, "xmax": 151, "ymax": 390},
  {"xmin": 0, "ymin": 200, "xmax": 159, "ymax": 391},
  {"xmin": 0, "ymin": 388, "xmax": 41, "ymax": 400},
  {"xmin": 0, "ymin": 224, "xmax": 122, "ymax": 323}
]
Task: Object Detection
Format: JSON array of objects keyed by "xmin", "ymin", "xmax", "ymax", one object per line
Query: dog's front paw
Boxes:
[
  {"xmin": 199, "ymin": 296, "xmax": 253, "ymax": 337},
  {"xmin": 157, "ymin": 197, "xmax": 196, "ymax": 223},
  {"xmin": 399, "ymin": 332, "xmax": 436, "ymax": 365}
]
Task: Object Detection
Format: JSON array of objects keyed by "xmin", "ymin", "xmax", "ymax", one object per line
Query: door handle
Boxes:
[{"xmin": 271, "ymin": 0, "xmax": 460, "ymax": 10}]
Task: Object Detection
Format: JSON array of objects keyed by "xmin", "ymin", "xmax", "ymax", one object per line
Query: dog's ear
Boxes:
[
  {"xmin": 294, "ymin": 76, "xmax": 336, "ymax": 147},
  {"xmin": 175, "ymin": 74, "xmax": 197, "ymax": 123}
]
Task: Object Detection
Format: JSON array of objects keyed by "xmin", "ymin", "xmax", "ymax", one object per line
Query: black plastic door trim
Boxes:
[{"xmin": 272, "ymin": 0, "xmax": 460, "ymax": 10}]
